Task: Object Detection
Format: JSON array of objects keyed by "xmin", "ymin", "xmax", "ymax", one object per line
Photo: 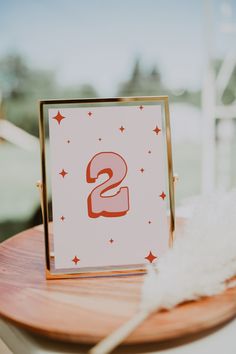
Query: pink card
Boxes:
[{"xmin": 40, "ymin": 98, "xmax": 174, "ymax": 277}]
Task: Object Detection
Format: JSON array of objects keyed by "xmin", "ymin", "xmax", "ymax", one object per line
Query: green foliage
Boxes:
[
  {"xmin": 222, "ymin": 67, "xmax": 236, "ymax": 105},
  {"xmin": 117, "ymin": 58, "xmax": 201, "ymax": 106},
  {"xmin": 0, "ymin": 53, "xmax": 98, "ymax": 136},
  {"xmin": 118, "ymin": 58, "xmax": 164, "ymax": 96},
  {"xmin": 213, "ymin": 58, "xmax": 236, "ymax": 105},
  {"xmin": 0, "ymin": 54, "xmax": 29, "ymax": 98}
]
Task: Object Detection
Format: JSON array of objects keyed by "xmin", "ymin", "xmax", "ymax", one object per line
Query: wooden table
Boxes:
[
  {"xmin": 1, "ymin": 316, "xmax": 236, "ymax": 354},
  {"xmin": 1, "ymin": 221, "xmax": 236, "ymax": 354}
]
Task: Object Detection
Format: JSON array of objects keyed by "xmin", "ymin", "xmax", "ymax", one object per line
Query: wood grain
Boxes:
[{"xmin": 0, "ymin": 220, "xmax": 236, "ymax": 344}]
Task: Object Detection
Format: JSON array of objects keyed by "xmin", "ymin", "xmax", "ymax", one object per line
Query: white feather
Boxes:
[
  {"xmin": 90, "ymin": 190, "xmax": 236, "ymax": 354},
  {"xmin": 141, "ymin": 190, "xmax": 236, "ymax": 313}
]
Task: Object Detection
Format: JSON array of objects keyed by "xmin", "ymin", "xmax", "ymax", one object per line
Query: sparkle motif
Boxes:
[
  {"xmin": 145, "ymin": 251, "xmax": 157, "ymax": 263},
  {"xmin": 59, "ymin": 169, "xmax": 68, "ymax": 178},
  {"xmin": 72, "ymin": 256, "xmax": 80, "ymax": 265},
  {"xmin": 119, "ymin": 126, "xmax": 125, "ymax": 133},
  {"xmin": 53, "ymin": 111, "xmax": 65, "ymax": 125},
  {"xmin": 60, "ymin": 216, "xmax": 65, "ymax": 221},
  {"xmin": 88, "ymin": 111, "xmax": 92, "ymax": 117},
  {"xmin": 139, "ymin": 105, "xmax": 144, "ymax": 110},
  {"xmin": 160, "ymin": 191, "xmax": 166, "ymax": 200},
  {"xmin": 153, "ymin": 125, "xmax": 161, "ymax": 135},
  {"xmin": 140, "ymin": 168, "xmax": 144, "ymax": 173}
]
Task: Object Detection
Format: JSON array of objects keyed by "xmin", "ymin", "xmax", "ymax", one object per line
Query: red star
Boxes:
[
  {"xmin": 119, "ymin": 126, "xmax": 125, "ymax": 133},
  {"xmin": 145, "ymin": 251, "xmax": 157, "ymax": 263},
  {"xmin": 59, "ymin": 169, "xmax": 68, "ymax": 178},
  {"xmin": 160, "ymin": 191, "xmax": 166, "ymax": 200},
  {"xmin": 88, "ymin": 111, "xmax": 93, "ymax": 117},
  {"xmin": 153, "ymin": 125, "xmax": 161, "ymax": 135},
  {"xmin": 53, "ymin": 111, "xmax": 65, "ymax": 125},
  {"xmin": 72, "ymin": 256, "xmax": 80, "ymax": 265},
  {"xmin": 140, "ymin": 168, "xmax": 144, "ymax": 173},
  {"xmin": 109, "ymin": 238, "xmax": 114, "ymax": 244},
  {"xmin": 139, "ymin": 105, "xmax": 144, "ymax": 110},
  {"xmin": 60, "ymin": 216, "xmax": 65, "ymax": 221}
]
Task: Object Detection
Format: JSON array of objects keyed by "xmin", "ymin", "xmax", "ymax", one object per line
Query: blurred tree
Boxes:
[
  {"xmin": 118, "ymin": 58, "xmax": 200, "ymax": 106},
  {"xmin": 79, "ymin": 84, "xmax": 98, "ymax": 98},
  {"xmin": 62, "ymin": 83, "xmax": 98, "ymax": 99},
  {"xmin": 130, "ymin": 58, "xmax": 143, "ymax": 84},
  {"xmin": 118, "ymin": 58, "xmax": 164, "ymax": 96},
  {"xmin": 0, "ymin": 53, "xmax": 98, "ymax": 136},
  {"xmin": 0, "ymin": 54, "xmax": 29, "ymax": 98},
  {"xmin": 0, "ymin": 54, "xmax": 57, "ymax": 136}
]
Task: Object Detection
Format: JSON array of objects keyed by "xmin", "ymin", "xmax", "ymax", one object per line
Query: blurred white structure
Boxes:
[
  {"xmin": 0, "ymin": 120, "xmax": 39, "ymax": 151},
  {"xmin": 0, "ymin": 90, "xmax": 38, "ymax": 151},
  {"xmin": 202, "ymin": 0, "xmax": 236, "ymax": 194}
]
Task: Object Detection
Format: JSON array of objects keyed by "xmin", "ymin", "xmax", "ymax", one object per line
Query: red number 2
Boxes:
[{"xmin": 86, "ymin": 152, "xmax": 130, "ymax": 218}]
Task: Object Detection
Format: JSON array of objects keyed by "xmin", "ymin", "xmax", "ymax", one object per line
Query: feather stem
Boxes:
[{"xmin": 88, "ymin": 309, "xmax": 150, "ymax": 354}]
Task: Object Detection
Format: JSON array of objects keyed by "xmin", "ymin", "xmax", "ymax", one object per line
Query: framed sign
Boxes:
[{"xmin": 39, "ymin": 96, "xmax": 175, "ymax": 279}]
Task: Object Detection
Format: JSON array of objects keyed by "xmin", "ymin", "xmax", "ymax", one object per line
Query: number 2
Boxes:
[{"xmin": 86, "ymin": 152, "xmax": 130, "ymax": 218}]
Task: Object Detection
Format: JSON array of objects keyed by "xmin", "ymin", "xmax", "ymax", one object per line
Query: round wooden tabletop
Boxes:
[{"xmin": 0, "ymin": 221, "xmax": 236, "ymax": 344}]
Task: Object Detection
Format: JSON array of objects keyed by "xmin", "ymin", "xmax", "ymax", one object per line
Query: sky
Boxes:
[{"xmin": 0, "ymin": 0, "xmax": 235, "ymax": 95}]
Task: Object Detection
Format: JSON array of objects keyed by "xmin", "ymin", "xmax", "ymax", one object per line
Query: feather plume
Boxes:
[{"xmin": 89, "ymin": 190, "xmax": 236, "ymax": 354}]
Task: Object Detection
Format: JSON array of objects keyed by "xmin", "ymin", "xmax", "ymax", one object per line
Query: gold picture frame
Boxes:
[{"xmin": 38, "ymin": 96, "xmax": 175, "ymax": 279}]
